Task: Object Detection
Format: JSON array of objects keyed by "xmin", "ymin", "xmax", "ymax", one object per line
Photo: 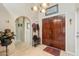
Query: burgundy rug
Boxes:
[{"xmin": 43, "ymin": 46, "xmax": 60, "ymax": 56}]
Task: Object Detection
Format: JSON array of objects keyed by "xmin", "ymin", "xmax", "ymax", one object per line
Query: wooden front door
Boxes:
[
  {"xmin": 42, "ymin": 18, "xmax": 51, "ymax": 46},
  {"xmin": 42, "ymin": 15, "xmax": 65, "ymax": 50}
]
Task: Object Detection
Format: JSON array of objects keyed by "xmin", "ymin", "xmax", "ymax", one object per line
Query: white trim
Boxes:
[
  {"xmin": 66, "ymin": 51, "xmax": 75, "ymax": 56},
  {"xmin": 40, "ymin": 20, "xmax": 43, "ymax": 45},
  {"xmin": 75, "ymin": 9, "xmax": 79, "ymax": 56},
  {"xmin": 30, "ymin": 21, "xmax": 33, "ymax": 47},
  {"xmin": 65, "ymin": 13, "xmax": 68, "ymax": 52},
  {"xmin": 42, "ymin": 12, "xmax": 67, "ymax": 19},
  {"xmin": 24, "ymin": 18, "xmax": 32, "ymax": 47},
  {"xmin": 75, "ymin": 10, "xmax": 77, "ymax": 55}
]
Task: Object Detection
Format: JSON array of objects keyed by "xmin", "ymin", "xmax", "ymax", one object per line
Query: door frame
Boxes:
[
  {"xmin": 75, "ymin": 8, "xmax": 79, "ymax": 55},
  {"xmin": 42, "ymin": 13, "xmax": 67, "ymax": 51}
]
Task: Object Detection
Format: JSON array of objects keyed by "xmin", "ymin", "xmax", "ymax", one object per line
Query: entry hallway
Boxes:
[{"xmin": 0, "ymin": 3, "xmax": 79, "ymax": 56}]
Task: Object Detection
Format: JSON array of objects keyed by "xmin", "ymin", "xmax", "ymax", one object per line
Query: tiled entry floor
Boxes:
[{"xmin": 10, "ymin": 44, "xmax": 70, "ymax": 56}]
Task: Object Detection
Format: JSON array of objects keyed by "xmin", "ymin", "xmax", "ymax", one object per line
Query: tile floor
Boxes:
[
  {"xmin": 10, "ymin": 43, "xmax": 65, "ymax": 56},
  {"xmin": 0, "ymin": 42, "xmax": 73, "ymax": 56}
]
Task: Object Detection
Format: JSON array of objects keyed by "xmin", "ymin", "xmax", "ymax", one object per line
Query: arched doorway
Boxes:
[{"xmin": 15, "ymin": 16, "xmax": 31, "ymax": 47}]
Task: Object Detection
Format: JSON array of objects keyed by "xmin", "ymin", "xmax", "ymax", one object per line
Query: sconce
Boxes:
[
  {"xmin": 6, "ymin": 20, "xmax": 10, "ymax": 23},
  {"xmin": 6, "ymin": 20, "xmax": 10, "ymax": 28},
  {"xmin": 69, "ymin": 19, "xmax": 72, "ymax": 24},
  {"xmin": 18, "ymin": 24, "xmax": 22, "ymax": 27}
]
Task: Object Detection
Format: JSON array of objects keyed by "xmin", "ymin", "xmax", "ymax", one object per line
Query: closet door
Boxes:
[
  {"xmin": 50, "ymin": 16, "xmax": 65, "ymax": 50},
  {"xmin": 42, "ymin": 18, "xmax": 51, "ymax": 46}
]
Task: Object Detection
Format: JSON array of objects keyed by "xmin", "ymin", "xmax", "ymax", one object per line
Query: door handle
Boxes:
[
  {"xmin": 77, "ymin": 32, "xmax": 79, "ymax": 34},
  {"xmin": 76, "ymin": 32, "xmax": 79, "ymax": 38},
  {"xmin": 76, "ymin": 35, "xmax": 79, "ymax": 38}
]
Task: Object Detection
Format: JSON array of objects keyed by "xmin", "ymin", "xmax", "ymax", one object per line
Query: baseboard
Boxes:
[{"xmin": 66, "ymin": 51, "xmax": 75, "ymax": 56}]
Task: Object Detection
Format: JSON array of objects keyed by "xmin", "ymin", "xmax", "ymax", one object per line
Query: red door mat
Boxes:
[{"xmin": 43, "ymin": 46, "xmax": 60, "ymax": 56}]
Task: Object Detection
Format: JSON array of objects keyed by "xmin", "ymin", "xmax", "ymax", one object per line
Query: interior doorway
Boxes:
[{"xmin": 15, "ymin": 16, "xmax": 31, "ymax": 47}]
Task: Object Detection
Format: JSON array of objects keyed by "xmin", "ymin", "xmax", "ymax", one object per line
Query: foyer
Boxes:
[{"xmin": 0, "ymin": 3, "xmax": 79, "ymax": 56}]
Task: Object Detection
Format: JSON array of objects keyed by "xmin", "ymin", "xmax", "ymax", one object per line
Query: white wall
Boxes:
[
  {"xmin": 0, "ymin": 3, "xmax": 12, "ymax": 31},
  {"xmin": 0, "ymin": 3, "xmax": 39, "ymax": 46},
  {"xmin": 3, "ymin": 3, "xmax": 39, "ymax": 31},
  {"xmin": 38, "ymin": 3, "xmax": 76, "ymax": 55}
]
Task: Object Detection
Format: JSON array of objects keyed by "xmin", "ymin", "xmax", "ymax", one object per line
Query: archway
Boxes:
[{"xmin": 15, "ymin": 16, "xmax": 31, "ymax": 47}]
